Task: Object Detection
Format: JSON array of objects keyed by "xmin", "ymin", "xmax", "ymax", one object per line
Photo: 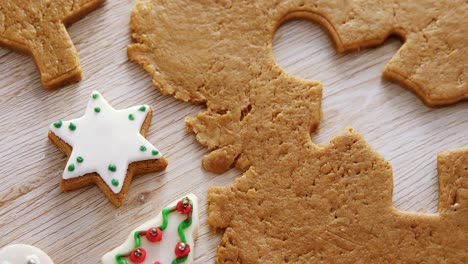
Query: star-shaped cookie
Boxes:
[
  {"xmin": 0, "ymin": 0, "xmax": 105, "ymax": 89},
  {"xmin": 48, "ymin": 91, "xmax": 168, "ymax": 207}
]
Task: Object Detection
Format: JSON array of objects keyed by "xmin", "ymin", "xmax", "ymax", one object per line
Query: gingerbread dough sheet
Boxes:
[
  {"xmin": 129, "ymin": 0, "xmax": 467, "ymax": 173},
  {"xmin": 0, "ymin": 0, "xmax": 105, "ymax": 89},
  {"xmin": 128, "ymin": 0, "xmax": 468, "ymax": 262},
  {"xmin": 208, "ymin": 129, "xmax": 468, "ymax": 263}
]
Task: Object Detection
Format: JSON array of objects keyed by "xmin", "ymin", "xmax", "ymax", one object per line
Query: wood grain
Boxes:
[{"xmin": 0, "ymin": 1, "xmax": 467, "ymax": 263}]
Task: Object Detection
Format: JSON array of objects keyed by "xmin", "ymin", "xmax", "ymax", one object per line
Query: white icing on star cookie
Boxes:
[
  {"xmin": 49, "ymin": 91, "xmax": 163, "ymax": 193},
  {"xmin": 101, "ymin": 194, "xmax": 199, "ymax": 264},
  {"xmin": 0, "ymin": 244, "xmax": 53, "ymax": 264}
]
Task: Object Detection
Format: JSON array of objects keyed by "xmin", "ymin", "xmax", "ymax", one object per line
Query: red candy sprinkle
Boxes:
[
  {"xmin": 129, "ymin": 247, "xmax": 146, "ymax": 263},
  {"xmin": 153, "ymin": 262, "xmax": 161, "ymax": 264},
  {"xmin": 146, "ymin": 227, "xmax": 163, "ymax": 242},
  {"xmin": 174, "ymin": 242, "xmax": 190, "ymax": 258},
  {"xmin": 176, "ymin": 198, "xmax": 192, "ymax": 214}
]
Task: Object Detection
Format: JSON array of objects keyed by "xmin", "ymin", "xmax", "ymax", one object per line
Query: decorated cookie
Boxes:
[
  {"xmin": 208, "ymin": 129, "xmax": 468, "ymax": 262},
  {"xmin": 0, "ymin": 244, "xmax": 53, "ymax": 264},
  {"xmin": 101, "ymin": 194, "xmax": 199, "ymax": 264},
  {"xmin": 48, "ymin": 91, "xmax": 168, "ymax": 207},
  {"xmin": 128, "ymin": 0, "xmax": 466, "ymax": 172},
  {"xmin": 0, "ymin": 0, "xmax": 105, "ymax": 89}
]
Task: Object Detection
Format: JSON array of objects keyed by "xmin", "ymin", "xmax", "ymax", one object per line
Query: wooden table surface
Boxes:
[{"xmin": 0, "ymin": 1, "xmax": 467, "ymax": 263}]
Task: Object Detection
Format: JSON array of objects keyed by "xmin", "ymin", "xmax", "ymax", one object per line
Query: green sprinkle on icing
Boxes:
[
  {"xmin": 53, "ymin": 120, "xmax": 62, "ymax": 128},
  {"xmin": 111, "ymin": 178, "xmax": 119, "ymax": 187},
  {"xmin": 68, "ymin": 163, "xmax": 75, "ymax": 172},
  {"xmin": 94, "ymin": 107, "xmax": 101, "ymax": 113},
  {"xmin": 139, "ymin": 105, "xmax": 146, "ymax": 112},
  {"xmin": 69, "ymin": 122, "xmax": 76, "ymax": 131},
  {"xmin": 76, "ymin": 156, "xmax": 84, "ymax": 163},
  {"xmin": 108, "ymin": 164, "xmax": 117, "ymax": 172},
  {"xmin": 128, "ymin": 114, "xmax": 135, "ymax": 121},
  {"xmin": 152, "ymin": 149, "xmax": 160, "ymax": 156},
  {"xmin": 92, "ymin": 93, "xmax": 99, "ymax": 99},
  {"xmin": 140, "ymin": 145, "xmax": 147, "ymax": 152}
]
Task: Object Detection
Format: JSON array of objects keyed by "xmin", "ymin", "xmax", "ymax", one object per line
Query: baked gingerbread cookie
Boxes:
[
  {"xmin": 128, "ymin": 0, "xmax": 467, "ymax": 174},
  {"xmin": 0, "ymin": 244, "xmax": 54, "ymax": 264},
  {"xmin": 102, "ymin": 194, "xmax": 199, "ymax": 264},
  {"xmin": 48, "ymin": 91, "xmax": 168, "ymax": 207},
  {"xmin": 0, "ymin": 0, "xmax": 105, "ymax": 89}
]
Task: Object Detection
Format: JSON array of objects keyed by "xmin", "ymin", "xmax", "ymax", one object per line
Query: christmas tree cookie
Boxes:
[
  {"xmin": 101, "ymin": 194, "xmax": 199, "ymax": 264},
  {"xmin": 0, "ymin": 244, "xmax": 53, "ymax": 264},
  {"xmin": 0, "ymin": 0, "xmax": 105, "ymax": 89},
  {"xmin": 48, "ymin": 91, "xmax": 168, "ymax": 207}
]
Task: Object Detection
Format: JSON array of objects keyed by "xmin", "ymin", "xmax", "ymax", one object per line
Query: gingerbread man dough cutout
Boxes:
[
  {"xmin": 0, "ymin": 0, "xmax": 105, "ymax": 89},
  {"xmin": 128, "ymin": 0, "xmax": 468, "ymax": 262}
]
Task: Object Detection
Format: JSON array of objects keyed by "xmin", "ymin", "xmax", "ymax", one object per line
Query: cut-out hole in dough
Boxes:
[{"xmin": 272, "ymin": 19, "xmax": 468, "ymax": 213}]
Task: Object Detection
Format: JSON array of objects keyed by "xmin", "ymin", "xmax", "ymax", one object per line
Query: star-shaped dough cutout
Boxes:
[
  {"xmin": 0, "ymin": 0, "xmax": 105, "ymax": 89},
  {"xmin": 48, "ymin": 91, "xmax": 168, "ymax": 207}
]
